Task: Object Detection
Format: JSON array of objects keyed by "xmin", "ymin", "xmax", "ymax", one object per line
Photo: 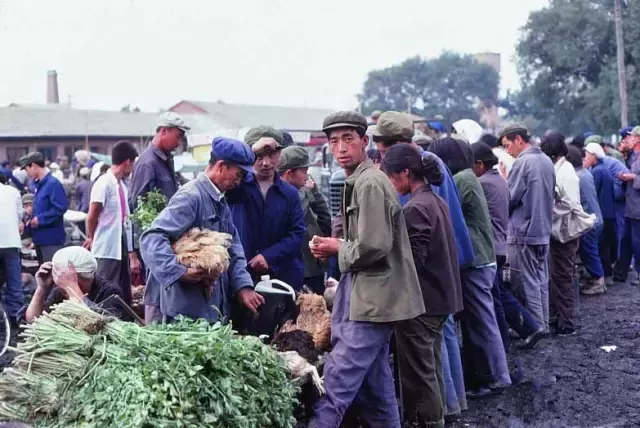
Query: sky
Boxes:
[{"xmin": 0, "ymin": 0, "xmax": 549, "ymax": 112}]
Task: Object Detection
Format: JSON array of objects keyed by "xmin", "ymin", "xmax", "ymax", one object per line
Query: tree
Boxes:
[
  {"xmin": 512, "ymin": 0, "xmax": 640, "ymax": 135},
  {"xmin": 358, "ymin": 52, "xmax": 500, "ymax": 123}
]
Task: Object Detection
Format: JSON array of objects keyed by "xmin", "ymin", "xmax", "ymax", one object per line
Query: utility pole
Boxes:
[{"xmin": 614, "ymin": 0, "xmax": 629, "ymax": 127}]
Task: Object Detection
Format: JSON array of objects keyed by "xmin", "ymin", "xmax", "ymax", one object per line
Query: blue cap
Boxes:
[
  {"xmin": 620, "ymin": 126, "xmax": 634, "ymax": 138},
  {"xmin": 211, "ymin": 137, "xmax": 255, "ymax": 174},
  {"xmin": 583, "ymin": 131, "xmax": 595, "ymax": 138},
  {"xmin": 427, "ymin": 121, "xmax": 446, "ymax": 133}
]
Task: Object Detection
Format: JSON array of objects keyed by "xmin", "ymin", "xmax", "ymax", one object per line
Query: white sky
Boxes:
[{"xmin": 0, "ymin": 0, "xmax": 549, "ymax": 112}]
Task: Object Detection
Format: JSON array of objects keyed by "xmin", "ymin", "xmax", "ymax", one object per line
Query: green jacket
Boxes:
[
  {"xmin": 608, "ymin": 148, "xmax": 625, "ymax": 164},
  {"xmin": 453, "ymin": 168, "xmax": 496, "ymax": 267},
  {"xmin": 301, "ymin": 185, "xmax": 332, "ymax": 278},
  {"xmin": 338, "ymin": 160, "xmax": 425, "ymax": 322}
]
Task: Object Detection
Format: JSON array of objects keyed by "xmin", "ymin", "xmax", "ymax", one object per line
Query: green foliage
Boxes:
[
  {"xmin": 358, "ymin": 52, "xmax": 500, "ymax": 122},
  {"xmin": 131, "ymin": 189, "xmax": 168, "ymax": 232}
]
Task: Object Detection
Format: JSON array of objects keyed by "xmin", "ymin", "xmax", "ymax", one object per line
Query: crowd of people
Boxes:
[{"xmin": 0, "ymin": 107, "xmax": 638, "ymax": 428}]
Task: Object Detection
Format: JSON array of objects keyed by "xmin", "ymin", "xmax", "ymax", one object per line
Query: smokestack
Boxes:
[{"xmin": 47, "ymin": 70, "xmax": 60, "ymax": 104}]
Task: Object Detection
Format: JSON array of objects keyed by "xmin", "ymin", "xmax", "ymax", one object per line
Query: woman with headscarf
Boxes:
[
  {"xmin": 382, "ymin": 143, "xmax": 463, "ymax": 427},
  {"xmin": 428, "ymin": 137, "xmax": 510, "ymax": 397}
]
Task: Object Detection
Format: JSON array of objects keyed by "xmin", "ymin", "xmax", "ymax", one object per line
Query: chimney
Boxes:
[{"xmin": 46, "ymin": 70, "xmax": 60, "ymax": 104}]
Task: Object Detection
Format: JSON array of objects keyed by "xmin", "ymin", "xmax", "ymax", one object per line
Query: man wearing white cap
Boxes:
[{"xmin": 23, "ymin": 246, "xmax": 124, "ymax": 323}]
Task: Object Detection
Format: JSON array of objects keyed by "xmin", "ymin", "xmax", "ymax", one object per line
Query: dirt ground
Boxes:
[{"xmin": 453, "ymin": 281, "xmax": 640, "ymax": 428}]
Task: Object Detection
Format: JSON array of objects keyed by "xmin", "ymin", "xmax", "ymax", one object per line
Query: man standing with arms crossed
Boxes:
[{"xmin": 309, "ymin": 111, "xmax": 425, "ymax": 427}]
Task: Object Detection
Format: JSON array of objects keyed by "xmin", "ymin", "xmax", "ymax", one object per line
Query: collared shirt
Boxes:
[
  {"xmin": 554, "ymin": 157, "xmax": 581, "ymax": 205},
  {"xmin": 205, "ymin": 176, "xmax": 224, "ymax": 201},
  {"xmin": 90, "ymin": 169, "xmax": 133, "ymax": 260},
  {"xmin": 0, "ymin": 183, "xmax": 23, "ymax": 249}
]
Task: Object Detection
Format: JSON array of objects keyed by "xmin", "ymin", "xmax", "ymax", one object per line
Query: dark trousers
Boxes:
[
  {"xmin": 493, "ymin": 257, "xmax": 539, "ymax": 349},
  {"xmin": 549, "ymin": 238, "xmax": 579, "ymax": 330},
  {"xmin": 96, "ymin": 236, "xmax": 131, "ymax": 306},
  {"xmin": 599, "ymin": 219, "xmax": 618, "ymax": 278},
  {"xmin": 395, "ymin": 314, "xmax": 447, "ymax": 428},
  {"xmin": 0, "ymin": 248, "xmax": 24, "ymax": 318},
  {"xmin": 614, "ymin": 218, "xmax": 640, "ymax": 281},
  {"xmin": 579, "ymin": 223, "xmax": 604, "ymax": 279},
  {"xmin": 36, "ymin": 245, "xmax": 63, "ymax": 265}
]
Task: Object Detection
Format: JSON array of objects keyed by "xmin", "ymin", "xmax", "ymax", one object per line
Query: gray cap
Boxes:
[
  {"xmin": 497, "ymin": 123, "xmax": 529, "ymax": 142},
  {"xmin": 277, "ymin": 146, "xmax": 310, "ymax": 172},
  {"xmin": 584, "ymin": 135, "xmax": 604, "ymax": 146},
  {"xmin": 372, "ymin": 111, "xmax": 415, "ymax": 141},
  {"xmin": 244, "ymin": 125, "xmax": 284, "ymax": 148},
  {"xmin": 22, "ymin": 193, "xmax": 34, "ymax": 204},
  {"xmin": 156, "ymin": 112, "xmax": 190, "ymax": 132},
  {"xmin": 19, "ymin": 152, "xmax": 45, "ymax": 169},
  {"xmin": 322, "ymin": 111, "xmax": 368, "ymax": 134},
  {"xmin": 631, "ymin": 126, "xmax": 640, "ymax": 137}
]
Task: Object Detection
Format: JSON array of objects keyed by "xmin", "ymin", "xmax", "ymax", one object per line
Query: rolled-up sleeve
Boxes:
[
  {"xmin": 140, "ymin": 192, "xmax": 196, "ymax": 289},
  {"xmin": 338, "ymin": 181, "xmax": 394, "ymax": 272}
]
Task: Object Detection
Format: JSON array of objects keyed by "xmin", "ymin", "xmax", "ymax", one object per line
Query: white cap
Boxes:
[
  {"xmin": 79, "ymin": 167, "xmax": 90, "ymax": 177},
  {"xmin": 585, "ymin": 142, "xmax": 605, "ymax": 159},
  {"xmin": 156, "ymin": 112, "xmax": 191, "ymax": 132},
  {"xmin": 50, "ymin": 162, "xmax": 60, "ymax": 170},
  {"xmin": 52, "ymin": 246, "xmax": 97, "ymax": 274}
]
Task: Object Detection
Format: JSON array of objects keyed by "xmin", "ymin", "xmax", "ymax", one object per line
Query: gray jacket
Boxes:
[
  {"xmin": 479, "ymin": 169, "xmax": 509, "ymax": 257},
  {"xmin": 140, "ymin": 173, "xmax": 253, "ymax": 322},
  {"xmin": 625, "ymin": 155, "xmax": 640, "ymax": 220},
  {"xmin": 507, "ymin": 146, "xmax": 555, "ymax": 245}
]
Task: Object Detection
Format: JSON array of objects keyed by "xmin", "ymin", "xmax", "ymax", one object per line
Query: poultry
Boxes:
[
  {"xmin": 278, "ymin": 350, "xmax": 325, "ymax": 395},
  {"xmin": 172, "ymin": 228, "xmax": 233, "ymax": 276},
  {"xmin": 278, "ymin": 293, "xmax": 331, "ymax": 350}
]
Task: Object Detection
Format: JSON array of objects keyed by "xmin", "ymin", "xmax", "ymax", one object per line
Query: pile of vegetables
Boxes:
[
  {"xmin": 0, "ymin": 300, "xmax": 298, "ymax": 427},
  {"xmin": 131, "ymin": 189, "xmax": 168, "ymax": 232}
]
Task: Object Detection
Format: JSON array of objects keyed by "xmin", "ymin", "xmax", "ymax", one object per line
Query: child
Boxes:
[{"xmin": 21, "ymin": 193, "xmax": 34, "ymax": 243}]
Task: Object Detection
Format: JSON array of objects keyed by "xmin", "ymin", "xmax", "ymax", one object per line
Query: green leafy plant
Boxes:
[{"xmin": 131, "ymin": 189, "xmax": 168, "ymax": 232}]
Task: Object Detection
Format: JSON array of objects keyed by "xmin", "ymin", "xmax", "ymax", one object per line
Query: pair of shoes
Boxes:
[
  {"xmin": 516, "ymin": 328, "xmax": 546, "ymax": 349},
  {"xmin": 466, "ymin": 387, "xmax": 503, "ymax": 399},
  {"xmin": 605, "ymin": 276, "xmax": 614, "ymax": 288},
  {"xmin": 581, "ymin": 277, "xmax": 606, "ymax": 295},
  {"xmin": 554, "ymin": 327, "xmax": 576, "ymax": 336},
  {"xmin": 444, "ymin": 413, "xmax": 460, "ymax": 425}
]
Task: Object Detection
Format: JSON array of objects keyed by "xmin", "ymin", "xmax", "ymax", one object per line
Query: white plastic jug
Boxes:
[{"xmin": 254, "ymin": 275, "xmax": 296, "ymax": 301}]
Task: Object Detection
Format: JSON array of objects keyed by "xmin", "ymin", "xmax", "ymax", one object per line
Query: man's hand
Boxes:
[
  {"xmin": 18, "ymin": 222, "xmax": 24, "ymax": 235},
  {"xmin": 248, "ymin": 254, "xmax": 269, "ymax": 272},
  {"xmin": 35, "ymin": 262, "xmax": 54, "ymax": 290},
  {"xmin": 309, "ymin": 236, "xmax": 341, "ymax": 259},
  {"xmin": 129, "ymin": 252, "xmax": 141, "ymax": 276},
  {"xmin": 237, "ymin": 288, "xmax": 265, "ymax": 315},
  {"xmin": 53, "ymin": 262, "xmax": 83, "ymax": 300},
  {"xmin": 305, "ymin": 178, "xmax": 316, "ymax": 190},
  {"xmin": 618, "ymin": 172, "xmax": 636, "ymax": 182},
  {"xmin": 30, "ymin": 216, "xmax": 39, "ymax": 228},
  {"xmin": 498, "ymin": 162, "xmax": 508, "ymax": 180},
  {"xmin": 82, "ymin": 237, "xmax": 93, "ymax": 250}
]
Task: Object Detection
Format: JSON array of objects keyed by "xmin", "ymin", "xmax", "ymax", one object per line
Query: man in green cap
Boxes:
[
  {"xmin": 226, "ymin": 126, "xmax": 306, "ymax": 289},
  {"xmin": 277, "ymin": 146, "xmax": 331, "ymax": 294},
  {"xmin": 586, "ymin": 134, "xmax": 625, "ymax": 164},
  {"xmin": 308, "ymin": 111, "xmax": 424, "ymax": 428}
]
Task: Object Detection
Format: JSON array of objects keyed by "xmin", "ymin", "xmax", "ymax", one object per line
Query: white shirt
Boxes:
[
  {"xmin": 90, "ymin": 169, "xmax": 133, "ymax": 260},
  {"xmin": 0, "ymin": 184, "xmax": 23, "ymax": 249},
  {"xmin": 554, "ymin": 157, "xmax": 581, "ymax": 205},
  {"xmin": 493, "ymin": 147, "xmax": 515, "ymax": 176}
]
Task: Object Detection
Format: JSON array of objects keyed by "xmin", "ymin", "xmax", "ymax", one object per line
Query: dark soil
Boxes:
[{"xmin": 454, "ymin": 281, "xmax": 640, "ymax": 428}]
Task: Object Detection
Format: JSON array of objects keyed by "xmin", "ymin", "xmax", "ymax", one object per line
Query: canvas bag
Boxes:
[{"xmin": 551, "ymin": 185, "xmax": 596, "ymax": 243}]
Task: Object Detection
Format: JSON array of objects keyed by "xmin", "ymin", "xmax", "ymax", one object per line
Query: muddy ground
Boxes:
[{"xmin": 453, "ymin": 281, "xmax": 640, "ymax": 428}]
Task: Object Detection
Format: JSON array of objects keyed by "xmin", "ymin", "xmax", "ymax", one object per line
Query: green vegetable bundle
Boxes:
[
  {"xmin": 131, "ymin": 189, "xmax": 168, "ymax": 232},
  {"xmin": 0, "ymin": 301, "xmax": 298, "ymax": 428}
]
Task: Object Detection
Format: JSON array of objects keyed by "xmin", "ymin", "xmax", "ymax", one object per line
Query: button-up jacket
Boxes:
[
  {"xmin": 32, "ymin": 172, "xmax": 69, "ymax": 246},
  {"xmin": 140, "ymin": 173, "xmax": 253, "ymax": 322}
]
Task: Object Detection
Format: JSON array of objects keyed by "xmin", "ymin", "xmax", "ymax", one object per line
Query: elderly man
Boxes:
[
  {"xmin": 23, "ymin": 246, "xmax": 124, "ymax": 323},
  {"xmin": 309, "ymin": 111, "xmax": 424, "ymax": 428},
  {"xmin": 499, "ymin": 124, "xmax": 555, "ymax": 331},
  {"xmin": 129, "ymin": 112, "xmax": 190, "ymax": 323},
  {"xmin": 277, "ymin": 146, "xmax": 331, "ymax": 294},
  {"xmin": 20, "ymin": 152, "xmax": 69, "ymax": 264},
  {"xmin": 141, "ymin": 137, "xmax": 264, "ymax": 323},
  {"xmin": 226, "ymin": 126, "xmax": 306, "ymax": 290}
]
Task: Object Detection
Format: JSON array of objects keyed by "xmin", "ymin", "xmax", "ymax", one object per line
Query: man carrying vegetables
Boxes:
[{"xmin": 140, "ymin": 137, "xmax": 265, "ymax": 323}]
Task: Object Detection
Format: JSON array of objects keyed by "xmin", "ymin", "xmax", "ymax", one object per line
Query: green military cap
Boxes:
[
  {"xmin": 584, "ymin": 135, "xmax": 603, "ymax": 146},
  {"xmin": 412, "ymin": 133, "xmax": 434, "ymax": 147},
  {"xmin": 22, "ymin": 193, "xmax": 34, "ymax": 204},
  {"xmin": 631, "ymin": 126, "xmax": 640, "ymax": 137},
  {"xmin": 19, "ymin": 152, "xmax": 45, "ymax": 169},
  {"xmin": 244, "ymin": 125, "xmax": 284, "ymax": 148},
  {"xmin": 322, "ymin": 111, "xmax": 368, "ymax": 134},
  {"xmin": 497, "ymin": 123, "xmax": 529, "ymax": 142},
  {"xmin": 372, "ymin": 111, "xmax": 415, "ymax": 141},
  {"xmin": 277, "ymin": 146, "xmax": 310, "ymax": 172}
]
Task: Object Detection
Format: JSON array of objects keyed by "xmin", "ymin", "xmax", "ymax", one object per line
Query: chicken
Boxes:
[
  {"xmin": 278, "ymin": 351, "xmax": 325, "ymax": 395},
  {"xmin": 172, "ymin": 228, "xmax": 233, "ymax": 276},
  {"xmin": 278, "ymin": 293, "xmax": 331, "ymax": 351}
]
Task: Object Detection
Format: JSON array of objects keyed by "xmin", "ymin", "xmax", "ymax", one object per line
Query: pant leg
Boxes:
[
  {"xmin": 460, "ymin": 266, "xmax": 510, "ymax": 389},
  {"xmin": 441, "ymin": 315, "xmax": 466, "ymax": 413},
  {"xmin": 500, "ymin": 285, "xmax": 539, "ymax": 339},
  {"xmin": 0, "ymin": 248, "xmax": 24, "ymax": 318},
  {"xmin": 549, "ymin": 238, "xmax": 579, "ymax": 330},
  {"xmin": 629, "ymin": 219, "xmax": 640, "ymax": 274},
  {"xmin": 36, "ymin": 245, "xmax": 62, "ymax": 265},
  {"xmin": 491, "ymin": 265, "xmax": 510, "ymax": 352},
  {"xmin": 395, "ymin": 314, "xmax": 447, "ymax": 427},
  {"xmin": 616, "ymin": 202, "xmax": 626, "ymax": 258},
  {"xmin": 614, "ymin": 218, "xmax": 632, "ymax": 281},
  {"xmin": 508, "ymin": 243, "xmax": 550, "ymax": 331},
  {"xmin": 579, "ymin": 224, "xmax": 604, "ymax": 279},
  {"xmin": 312, "ymin": 273, "xmax": 399, "ymax": 428},
  {"xmin": 599, "ymin": 219, "xmax": 617, "ymax": 278},
  {"xmin": 119, "ymin": 235, "xmax": 132, "ymax": 306}
]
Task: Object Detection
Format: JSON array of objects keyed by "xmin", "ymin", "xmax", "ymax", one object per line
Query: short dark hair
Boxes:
[
  {"xmin": 570, "ymin": 134, "xmax": 586, "ymax": 149},
  {"xmin": 427, "ymin": 137, "xmax": 473, "ymax": 175},
  {"xmin": 479, "ymin": 133, "xmax": 499, "ymax": 148},
  {"xmin": 565, "ymin": 145, "xmax": 584, "ymax": 169},
  {"xmin": 111, "ymin": 141, "xmax": 138, "ymax": 165},
  {"xmin": 540, "ymin": 131, "xmax": 568, "ymax": 160},
  {"xmin": 503, "ymin": 130, "xmax": 530, "ymax": 145},
  {"xmin": 367, "ymin": 148, "xmax": 382, "ymax": 163}
]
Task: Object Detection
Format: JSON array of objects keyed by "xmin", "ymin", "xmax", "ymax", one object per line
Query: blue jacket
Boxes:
[
  {"xmin": 590, "ymin": 160, "xmax": 616, "ymax": 220},
  {"xmin": 576, "ymin": 168, "xmax": 603, "ymax": 228},
  {"xmin": 227, "ymin": 174, "xmax": 306, "ymax": 289},
  {"xmin": 0, "ymin": 166, "xmax": 24, "ymax": 191},
  {"xmin": 140, "ymin": 173, "xmax": 253, "ymax": 322},
  {"xmin": 600, "ymin": 156, "xmax": 628, "ymax": 202},
  {"xmin": 32, "ymin": 173, "xmax": 69, "ymax": 246},
  {"xmin": 400, "ymin": 152, "xmax": 475, "ymax": 268}
]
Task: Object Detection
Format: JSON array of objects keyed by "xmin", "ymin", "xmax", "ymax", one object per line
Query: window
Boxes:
[
  {"xmin": 38, "ymin": 147, "xmax": 55, "ymax": 163},
  {"xmin": 6, "ymin": 146, "xmax": 29, "ymax": 166}
]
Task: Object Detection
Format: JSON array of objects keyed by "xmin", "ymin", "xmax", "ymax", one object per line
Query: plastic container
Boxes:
[{"xmin": 254, "ymin": 275, "xmax": 296, "ymax": 300}]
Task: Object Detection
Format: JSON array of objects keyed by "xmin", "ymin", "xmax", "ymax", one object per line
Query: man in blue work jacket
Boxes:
[
  {"xmin": 20, "ymin": 152, "xmax": 69, "ymax": 264},
  {"xmin": 227, "ymin": 126, "xmax": 306, "ymax": 290},
  {"xmin": 140, "ymin": 137, "xmax": 264, "ymax": 323},
  {"xmin": 1, "ymin": 160, "xmax": 24, "ymax": 191}
]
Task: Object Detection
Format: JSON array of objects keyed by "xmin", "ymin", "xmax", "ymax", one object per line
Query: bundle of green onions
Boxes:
[{"xmin": 0, "ymin": 300, "xmax": 298, "ymax": 428}]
